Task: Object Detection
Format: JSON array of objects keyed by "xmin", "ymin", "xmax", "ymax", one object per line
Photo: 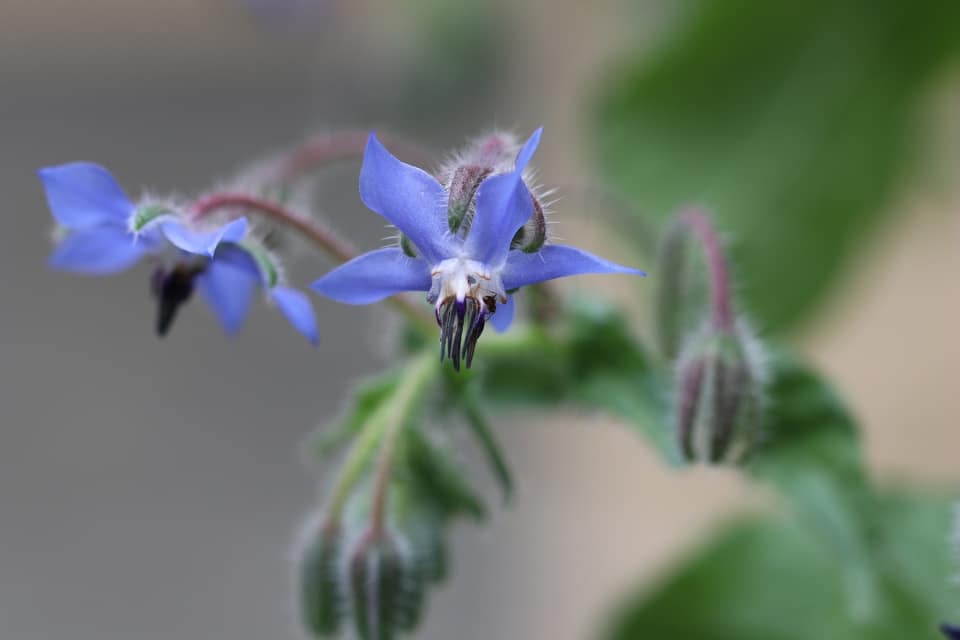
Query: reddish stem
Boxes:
[
  {"xmin": 368, "ymin": 444, "xmax": 394, "ymax": 537},
  {"xmin": 680, "ymin": 210, "xmax": 734, "ymax": 331},
  {"xmin": 189, "ymin": 192, "xmax": 356, "ymax": 263},
  {"xmin": 270, "ymin": 130, "xmax": 434, "ymax": 184},
  {"xmin": 189, "ymin": 192, "xmax": 433, "ymax": 331}
]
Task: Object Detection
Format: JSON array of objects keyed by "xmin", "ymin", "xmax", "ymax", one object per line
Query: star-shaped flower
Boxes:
[
  {"xmin": 39, "ymin": 162, "xmax": 317, "ymax": 343},
  {"xmin": 311, "ymin": 128, "xmax": 644, "ymax": 368}
]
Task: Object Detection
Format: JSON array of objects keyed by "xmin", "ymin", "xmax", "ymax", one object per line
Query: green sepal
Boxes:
[
  {"xmin": 299, "ymin": 524, "xmax": 345, "ymax": 637},
  {"xmin": 349, "ymin": 532, "xmax": 425, "ymax": 640},
  {"xmin": 238, "ymin": 240, "xmax": 278, "ymax": 288},
  {"xmin": 131, "ymin": 203, "xmax": 173, "ymax": 232}
]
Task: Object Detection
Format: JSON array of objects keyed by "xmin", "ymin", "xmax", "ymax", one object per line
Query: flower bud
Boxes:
[
  {"xmin": 348, "ymin": 528, "xmax": 425, "ymax": 639},
  {"xmin": 298, "ymin": 520, "xmax": 345, "ymax": 637},
  {"xmin": 674, "ymin": 322, "xmax": 765, "ymax": 464},
  {"xmin": 446, "ymin": 165, "xmax": 491, "ymax": 234},
  {"xmin": 510, "ymin": 194, "xmax": 547, "ymax": 253}
]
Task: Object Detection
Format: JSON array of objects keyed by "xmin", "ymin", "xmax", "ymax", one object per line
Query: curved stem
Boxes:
[
  {"xmin": 190, "ymin": 192, "xmax": 356, "ymax": 262},
  {"xmin": 679, "ymin": 210, "xmax": 734, "ymax": 331},
  {"xmin": 188, "ymin": 192, "xmax": 434, "ymax": 332},
  {"xmin": 325, "ymin": 352, "xmax": 437, "ymax": 525},
  {"xmin": 268, "ymin": 130, "xmax": 435, "ymax": 184}
]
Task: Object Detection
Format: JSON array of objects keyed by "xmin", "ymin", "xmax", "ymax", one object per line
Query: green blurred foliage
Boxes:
[
  {"xmin": 605, "ymin": 491, "xmax": 955, "ymax": 640},
  {"xmin": 601, "ymin": 351, "xmax": 956, "ymax": 639},
  {"xmin": 471, "ymin": 301, "xmax": 674, "ymax": 459},
  {"xmin": 594, "ymin": 0, "xmax": 960, "ymax": 332}
]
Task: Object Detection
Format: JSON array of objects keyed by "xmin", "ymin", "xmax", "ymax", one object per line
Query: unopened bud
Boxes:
[
  {"xmin": 674, "ymin": 322, "xmax": 765, "ymax": 464},
  {"xmin": 298, "ymin": 520, "xmax": 345, "ymax": 637},
  {"xmin": 348, "ymin": 528, "xmax": 424, "ymax": 639},
  {"xmin": 511, "ymin": 194, "xmax": 547, "ymax": 253},
  {"xmin": 446, "ymin": 165, "xmax": 491, "ymax": 234}
]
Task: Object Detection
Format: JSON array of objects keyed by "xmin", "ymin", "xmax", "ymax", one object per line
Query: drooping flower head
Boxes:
[
  {"xmin": 311, "ymin": 128, "xmax": 645, "ymax": 369},
  {"xmin": 38, "ymin": 162, "xmax": 317, "ymax": 343}
]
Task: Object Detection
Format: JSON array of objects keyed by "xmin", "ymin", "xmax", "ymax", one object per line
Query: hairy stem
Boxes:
[
  {"xmin": 190, "ymin": 192, "xmax": 355, "ymax": 261},
  {"xmin": 325, "ymin": 352, "xmax": 437, "ymax": 524},
  {"xmin": 268, "ymin": 130, "xmax": 434, "ymax": 184},
  {"xmin": 189, "ymin": 193, "xmax": 433, "ymax": 332},
  {"xmin": 679, "ymin": 210, "xmax": 734, "ymax": 331}
]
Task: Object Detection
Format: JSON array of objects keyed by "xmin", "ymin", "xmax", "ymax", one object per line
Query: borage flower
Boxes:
[
  {"xmin": 38, "ymin": 162, "xmax": 317, "ymax": 343},
  {"xmin": 311, "ymin": 128, "xmax": 644, "ymax": 369}
]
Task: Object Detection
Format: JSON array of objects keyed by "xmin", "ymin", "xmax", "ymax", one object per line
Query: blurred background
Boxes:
[{"xmin": 0, "ymin": 0, "xmax": 958, "ymax": 638}]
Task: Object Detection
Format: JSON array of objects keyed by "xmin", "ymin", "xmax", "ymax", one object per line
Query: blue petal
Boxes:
[
  {"xmin": 197, "ymin": 255, "xmax": 259, "ymax": 335},
  {"xmin": 211, "ymin": 243, "xmax": 263, "ymax": 281},
  {"xmin": 941, "ymin": 624, "xmax": 960, "ymax": 639},
  {"xmin": 490, "ymin": 294, "xmax": 515, "ymax": 333},
  {"xmin": 48, "ymin": 225, "xmax": 145, "ymax": 275},
  {"xmin": 501, "ymin": 244, "xmax": 645, "ymax": 290},
  {"xmin": 360, "ymin": 133, "xmax": 454, "ymax": 263},
  {"xmin": 311, "ymin": 247, "xmax": 432, "ymax": 305},
  {"xmin": 464, "ymin": 128, "xmax": 543, "ymax": 267},
  {"xmin": 272, "ymin": 286, "xmax": 319, "ymax": 345},
  {"xmin": 38, "ymin": 163, "xmax": 133, "ymax": 229},
  {"xmin": 161, "ymin": 217, "xmax": 249, "ymax": 257}
]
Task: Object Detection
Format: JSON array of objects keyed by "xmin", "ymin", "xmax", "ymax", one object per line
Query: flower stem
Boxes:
[
  {"xmin": 188, "ymin": 193, "xmax": 434, "ymax": 332},
  {"xmin": 190, "ymin": 193, "xmax": 355, "ymax": 261},
  {"xmin": 267, "ymin": 130, "xmax": 434, "ymax": 184},
  {"xmin": 679, "ymin": 210, "xmax": 733, "ymax": 331},
  {"xmin": 325, "ymin": 352, "xmax": 437, "ymax": 524}
]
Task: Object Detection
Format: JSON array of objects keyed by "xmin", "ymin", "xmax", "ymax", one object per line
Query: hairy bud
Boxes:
[
  {"xmin": 674, "ymin": 321, "xmax": 765, "ymax": 463},
  {"xmin": 348, "ymin": 528, "xmax": 424, "ymax": 639},
  {"xmin": 298, "ymin": 520, "xmax": 345, "ymax": 637},
  {"xmin": 446, "ymin": 165, "xmax": 491, "ymax": 234}
]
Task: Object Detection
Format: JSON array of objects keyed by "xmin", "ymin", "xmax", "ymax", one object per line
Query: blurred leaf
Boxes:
[
  {"xmin": 748, "ymin": 352, "xmax": 882, "ymax": 614},
  {"xmin": 309, "ymin": 371, "xmax": 401, "ymax": 458},
  {"xmin": 594, "ymin": 0, "xmax": 960, "ymax": 331},
  {"xmin": 605, "ymin": 491, "xmax": 955, "ymax": 640},
  {"xmin": 474, "ymin": 301, "xmax": 671, "ymax": 457},
  {"xmin": 459, "ymin": 386, "xmax": 514, "ymax": 503},
  {"xmin": 402, "ymin": 426, "xmax": 487, "ymax": 522}
]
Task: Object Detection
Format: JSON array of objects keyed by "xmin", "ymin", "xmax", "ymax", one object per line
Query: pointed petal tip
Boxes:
[
  {"xmin": 515, "ymin": 127, "xmax": 544, "ymax": 171},
  {"xmin": 38, "ymin": 162, "xmax": 134, "ymax": 229},
  {"xmin": 272, "ymin": 286, "xmax": 320, "ymax": 345}
]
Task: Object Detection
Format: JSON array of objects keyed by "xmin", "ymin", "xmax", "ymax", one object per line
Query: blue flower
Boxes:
[
  {"xmin": 39, "ymin": 162, "xmax": 318, "ymax": 343},
  {"xmin": 942, "ymin": 624, "xmax": 960, "ymax": 639},
  {"xmin": 311, "ymin": 128, "xmax": 644, "ymax": 368}
]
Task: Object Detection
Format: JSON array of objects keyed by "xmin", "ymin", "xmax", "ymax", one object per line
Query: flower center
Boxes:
[{"xmin": 428, "ymin": 257, "xmax": 506, "ymax": 370}]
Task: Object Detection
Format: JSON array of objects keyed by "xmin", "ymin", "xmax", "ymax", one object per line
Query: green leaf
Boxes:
[
  {"xmin": 747, "ymin": 352, "xmax": 881, "ymax": 614},
  {"xmin": 459, "ymin": 386, "xmax": 514, "ymax": 504},
  {"xmin": 594, "ymin": 0, "xmax": 960, "ymax": 331},
  {"xmin": 402, "ymin": 427, "xmax": 487, "ymax": 522},
  {"xmin": 474, "ymin": 301, "xmax": 670, "ymax": 458},
  {"xmin": 605, "ymin": 491, "xmax": 955, "ymax": 640}
]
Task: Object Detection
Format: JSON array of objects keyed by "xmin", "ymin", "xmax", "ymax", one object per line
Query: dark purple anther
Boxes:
[{"xmin": 151, "ymin": 262, "xmax": 205, "ymax": 337}]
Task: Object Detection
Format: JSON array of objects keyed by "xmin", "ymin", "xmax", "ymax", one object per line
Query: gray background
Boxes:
[{"xmin": 2, "ymin": 2, "xmax": 959, "ymax": 639}]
